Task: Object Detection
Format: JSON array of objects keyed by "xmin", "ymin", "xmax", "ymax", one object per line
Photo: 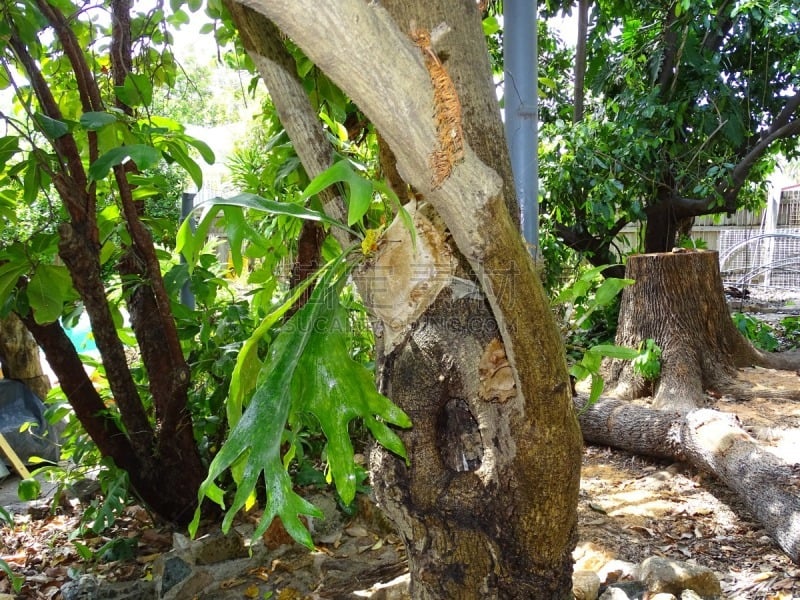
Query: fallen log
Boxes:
[{"xmin": 576, "ymin": 395, "xmax": 800, "ymax": 564}]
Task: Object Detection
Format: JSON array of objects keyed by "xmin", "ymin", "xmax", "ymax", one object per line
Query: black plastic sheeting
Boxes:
[{"xmin": 0, "ymin": 379, "xmax": 61, "ymax": 465}]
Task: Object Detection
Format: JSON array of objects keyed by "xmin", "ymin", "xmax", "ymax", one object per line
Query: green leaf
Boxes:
[
  {"xmin": 73, "ymin": 541, "xmax": 95, "ymax": 561},
  {"xmin": 192, "ymin": 268, "xmax": 410, "ymax": 547},
  {"xmin": 88, "ymin": 145, "xmax": 162, "ymax": 181},
  {"xmin": 588, "ymin": 373, "xmax": 605, "ymax": 403},
  {"xmin": 190, "ymin": 193, "xmax": 356, "ymax": 236},
  {"xmin": 114, "ymin": 73, "xmax": 153, "ymax": 107},
  {"xmin": 0, "ymin": 136, "xmax": 20, "ymax": 169},
  {"xmin": 228, "ymin": 283, "xmax": 313, "ymax": 428},
  {"xmin": 301, "ymin": 160, "xmax": 373, "ymax": 226},
  {"xmin": 0, "ymin": 262, "xmax": 28, "ymax": 307},
  {"xmin": 221, "ymin": 206, "xmax": 246, "ymax": 274},
  {"xmin": 27, "ymin": 264, "xmax": 76, "ymax": 324},
  {"xmin": 17, "ymin": 478, "xmax": 40, "ymax": 501},
  {"xmin": 588, "ymin": 344, "xmax": 640, "ymax": 360},
  {"xmin": 581, "ymin": 349, "xmax": 603, "ymax": 373},
  {"xmin": 22, "ymin": 155, "xmax": 41, "ymax": 206},
  {"xmin": 167, "ymin": 9, "xmax": 189, "ymax": 25},
  {"xmin": 34, "ymin": 113, "xmax": 69, "ymax": 139},
  {"xmin": 482, "ymin": 15, "xmax": 500, "ymax": 35},
  {"xmin": 570, "ymin": 363, "xmax": 589, "ymax": 381},
  {"xmin": 164, "ymin": 140, "xmax": 203, "ymax": 189},
  {"xmin": 185, "ymin": 136, "xmax": 215, "ymax": 164},
  {"xmin": 296, "ymin": 299, "xmax": 410, "ymax": 504},
  {"xmin": 80, "ymin": 111, "xmax": 118, "ymax": 130},
  {"xmin": 0, "ymin": 558, "xmax": 23, "ymax": 593},
  {"xmin": 594, "ymin": 277, "xmax": 634, "ymax": 307},
  {"xmin": 191, "ymin": 286, "xmax": 330, "ymax": 547},
  {"xmin": 176, "ymin": 204, "xmax": 219, "ymax": 271}
]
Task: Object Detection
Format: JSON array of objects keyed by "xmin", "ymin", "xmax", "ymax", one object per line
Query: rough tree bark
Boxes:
[
  {"xmin": 605, "ymin": 250, "xmax": 800, "ymax": 410},
  {"xmin": 0, "ymin": 313, "xmax": 51, "ymax": 400},
  {"xmin": 228, "ymin": 1, "xmax": 582, "ymax": 597},
  {"xmin": 576, "ymin": 395, "xmax": 800, "ymax": 564}
]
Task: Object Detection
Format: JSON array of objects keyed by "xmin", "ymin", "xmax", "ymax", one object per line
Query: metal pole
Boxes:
[
  {"xmin": 180, "ymin": 192, "xmax": 196, "ymax": 310},
  {"xmin": 504, "ymin": 0, "xmax": 539, "ymax": 258}
]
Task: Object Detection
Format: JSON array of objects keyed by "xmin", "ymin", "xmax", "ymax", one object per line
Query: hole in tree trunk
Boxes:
[{"xmin": 437, "ymin": 397, "xmax": 483, "ymax": 472}]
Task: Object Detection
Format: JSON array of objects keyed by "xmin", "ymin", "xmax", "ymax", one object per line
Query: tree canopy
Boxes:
[{"xmin": 539, "ymin": 0, "xmax": 800, "ymax": 270}]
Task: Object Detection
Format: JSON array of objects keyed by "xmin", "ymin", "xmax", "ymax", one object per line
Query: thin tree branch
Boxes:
[
  {"xmin": 6, "ymin": 33, "xmax": 90, "ymax": 223},
  {"xmin": 573, "ymin": 0, "xmax": 589, "ymax": 123},
  {"xmin": 111, "ymin": 0, "xmax": 134, "ymax": 114},
  {"xmin": 656, "ymin": 9, "xmax": 679, "ymax": 96},
  {"xmin": 105, "ymin": 0, "xmax": 191, "ymax": 437},
  {"xmin": 34, "ymin": 0, "xmax": 104, "ymax": 113}
]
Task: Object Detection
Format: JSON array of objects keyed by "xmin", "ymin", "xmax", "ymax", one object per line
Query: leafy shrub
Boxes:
[
  {"xmin": 555, "ymin": 264, "xmax": 637, "ymax": 402},
  {"xmin": 732, "ymin": 312, "xmax": 779, "ymax": 352},
  {"xmin": 778, "ymin": 315, "xmax": 800, "ymax": 350},
  {"xmin": 632, "ymin": 338, "xmax": 662, "ymax": 380}
]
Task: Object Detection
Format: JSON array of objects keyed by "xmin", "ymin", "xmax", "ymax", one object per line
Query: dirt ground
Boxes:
[
  {"xmin": 1, "ymin": 366, "xmax": 800, "ymax": 599},
  {"xmin": 574, "ymin": 366, "xmax": 800, "ymax": 600}
]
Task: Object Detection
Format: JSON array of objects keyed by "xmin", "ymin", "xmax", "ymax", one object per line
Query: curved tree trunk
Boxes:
[
  {"xmin": 364, "ymin": 209, "xmax": 580, "ymax": 598},
  {"xmin": 0, "ymin": 312, "xmax": 51, "ymax": 400},
  {"xmin": 605, "ymin": 250, "xmax": 800, "ymax": 410},
  {"xmin": 226, "ymin": 1, "xmax": 583, "ymax": 597},
  {"xmin": 576, "ymin": 395, "xmax": 800, "ymax": 564},
  {"xmin": 373, "ymin": 285, "xmax": 578, "ymax": 597}
]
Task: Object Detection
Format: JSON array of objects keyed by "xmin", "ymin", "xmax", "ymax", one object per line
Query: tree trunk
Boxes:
[
  {"xmin": 21, "ymin": 317, "xmax": 205, "ymax": 525},
  {"xmin": 643, "ymin": 196, "xmax": 693, "ymax": 253},
  {"xmin": 576, "ymin": 395, "xmax": 800, "ymax": 564},
  {"xmin": 605, "ymin": 250, "xmax": 800, "ymax": 410},
  {"xmin": 0, "ymin": 312, "xmax": 51, "ymax": 400},
  {"xmin": 227, "ymin": 1, "xmax": 583, "ymax": 597},
  {"xmin": 365, "ymin": 209, "xmax": 580, "ymax": 598}
]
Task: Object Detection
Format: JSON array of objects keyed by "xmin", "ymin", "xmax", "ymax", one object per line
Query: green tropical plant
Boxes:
[
  {"xmin": 190, "ymin": 262, "xmax": 411, "ymax": 547},
  {"xmin": 632, "ymin": 338, "xmax": 663, "ymax": 381},
  {"xmin": 732, "ymin": 312, "xmax": 780, "ymax": 352},
  {"xmin": 555, "ymin": 264, "xmax": 638, "ymax": 402},
  {"xmin": 178, "ymin": 160, "xmax": 414, "ymax": 547}
]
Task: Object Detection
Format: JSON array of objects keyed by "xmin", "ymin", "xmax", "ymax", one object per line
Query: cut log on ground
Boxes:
[
  {"xmin": 576, "ymin": 395, "xmax": 800, "ymax": 564},
  {"xmin": 604, "ymin": 250, "xmax": 800, "ymax": 411}
]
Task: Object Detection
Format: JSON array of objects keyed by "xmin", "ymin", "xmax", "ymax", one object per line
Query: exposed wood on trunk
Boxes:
[
  {"xmin": 606, "ymin": 250, "xmax": 800, "ymax": 411},
  {"xmin": 576, "ymin": 395, "xmax": 800, "ymax": 564},
  {"xmin": 379, "ymin": 0, "xmax": 519, "ymax": 228}
]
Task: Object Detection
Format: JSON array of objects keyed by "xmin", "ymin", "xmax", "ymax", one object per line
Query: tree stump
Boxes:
[{"xmin": 605, "ymin": 250, "xmax": 764, "ymax": 411}]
